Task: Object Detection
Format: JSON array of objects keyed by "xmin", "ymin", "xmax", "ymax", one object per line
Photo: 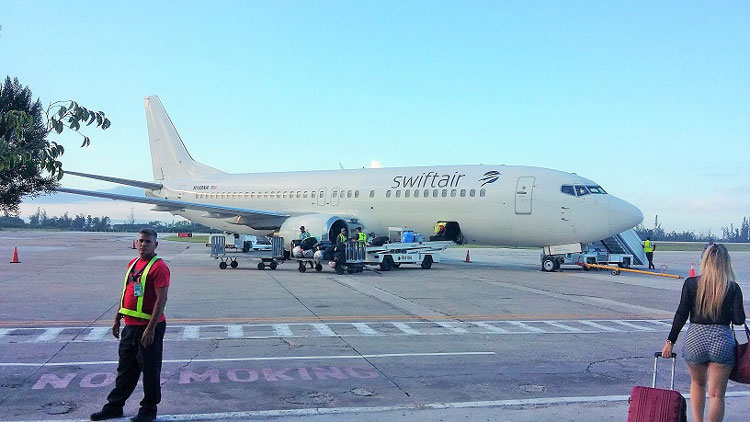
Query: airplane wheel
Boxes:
[
  {"xmin": 298, "ymin": 262, "xmax": 306, "ymax": 273},
  {"xmin": 336, "ymin": 265, "xmax": 345, "ymax": 275},
  {"xmin": 230, "ymin": 260, "xmax": 238, "ymax": 269},
  {"xmin": 347, "ymin": 267, "xmax": 355, "ymax": 274},
  {"xmin": 380, "ymin": 256, "xmax": 394, "ymax": 271},
  {"xmin": 392, "ymin": 263, "xmax": 401, "ymax": 268},
  {"xmin": 257, "ymin": 262, "xmax": 265, "ymax": 270},
  {"xmin": 611, "ymin": 270, "xmax": 621, "ymax": 276},
  {"xmin": 421, "ymin": 255, "xmax": 433, "ymax": 269},
  {"xmin": 542, "ymin": 256, "xmax": 556, "ymax": 272},
  {"xmin": 315, "ymin": 263, "xmax": 323, "ymax": 272},
  {"xmin": 219, "ymin": 261, "xmax": 228, "ymax": 270},
  {"xmin": 269, "ymin": 261, "xmax": 278, "ymax": 270}
]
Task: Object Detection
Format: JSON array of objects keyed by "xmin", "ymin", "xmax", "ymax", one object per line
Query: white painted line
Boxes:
[
  {"xmin": 0, "ymin": 328, "xmax": 11, "ymax": 339},
  {"xmin": 35, "ymin": 328, "xmax": 64, "ymax": 342},
  {"xmin": 436, "ymin": 321, "xmax": 468, "ymax": 334},
  {"xmin": 0, "ymin": 351, "xmax": 496, "ymax": 367},
  {"xmin": 16, "ymin": 391, "xmax": 750, "ymax": 422},
  {"xmin": 83, "ymin": 327, "xmax": 110, "ymax": 341},
  {"xmin": 392, "ymin": 322, "xmax": 422, "ymax": 335},
  {"xmin": 226, "ymin": 325, "xmax": 244, "ymax": 338},
  {"xmin": 352, "ymin": 323, "xmax": 379, "ymax": 335},
  {"xmin": 312, "ymin": 323, "xmax": 336, "ymax": 336},
  {"xmin": 578, "ymin": 320, "xmax": 622, "ymax": 332},
  {"xmin": 543, "ymin": 321, "xmax": 585, "ymax": 333},
  {"xmin": 272, "ymin": 324, "xmax": 294, "ymax": 337},
  {"xmin": 611, "ymin": 320, "xmax": 656, "ymax": 331},
  {"xmin": 640, "ymin": 320, "xmax": 673, "ymax": 328},
  {"xmin": 182, "ymin": 325, "xmax": 200, "ymax": 340},
  {"xmin": 472, "ymin": 322, "xmax": 510, "ymax": 333},
  {"xmin": 507, "ymin": 321, "xmax": 546, "ymax": 333}
]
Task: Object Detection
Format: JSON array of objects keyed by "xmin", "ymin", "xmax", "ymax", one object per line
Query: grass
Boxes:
[
  {"xmin": 163, "ymin": 235, "xmax": 210, "ymax": 243},
  {"xmin": 651, "ymin": 242, "xmax": 750, "ymax": 252}
]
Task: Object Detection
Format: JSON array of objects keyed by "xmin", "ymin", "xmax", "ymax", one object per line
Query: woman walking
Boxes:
[{"xmin": 662, "ymin": 244, "xmax": 745, "ymax": 422}]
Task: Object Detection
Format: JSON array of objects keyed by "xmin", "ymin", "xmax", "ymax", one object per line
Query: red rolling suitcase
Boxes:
[{"xmin": 627, "ymin": 352, "xmax": 687, "ymax": 422}]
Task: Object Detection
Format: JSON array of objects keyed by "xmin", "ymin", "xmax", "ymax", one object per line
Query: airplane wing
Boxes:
[{"xmin": 55, "ymin": 187, "xmax": 289, "ymax": 230}]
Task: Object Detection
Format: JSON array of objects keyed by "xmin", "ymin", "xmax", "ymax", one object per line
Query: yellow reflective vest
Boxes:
[
  {"xmin": 643, "ymin": 240, "xmax": 654, "ymax": 253},
  {"xmin": 357, "ymin": 232, "xmax": 368, "ymax": 242},
  {"xmin": 119, "ymin": 255, "xmax": 161, "ymax": 320},
  {"xmin": 338, "ymin": 233, "xmax": 348, "ymax": 243}
]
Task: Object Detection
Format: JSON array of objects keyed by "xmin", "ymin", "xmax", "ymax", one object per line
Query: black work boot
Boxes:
[
  {"xmin": 90, "ymin": 407, "xmax": 123, "ymax": 421},
  {"xmin": 130, "ymin": 409, "xmax": 156, "ymax": 422}
]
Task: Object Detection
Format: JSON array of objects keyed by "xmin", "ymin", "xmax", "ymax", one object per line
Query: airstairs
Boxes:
[{"xmin": 590, "ymin": 229, "xmax": 646, "ymax": 266}]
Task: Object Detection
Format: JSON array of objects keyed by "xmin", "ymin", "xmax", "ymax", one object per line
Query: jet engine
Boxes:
[{"xmin": 276, "ymin": 214, "xmax": 349, "ymax": 249}]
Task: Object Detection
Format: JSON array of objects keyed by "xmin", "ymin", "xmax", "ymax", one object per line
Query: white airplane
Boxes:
[{"xmin": 58, "ymin": 96, "xmax": 643, "ymax": 263}]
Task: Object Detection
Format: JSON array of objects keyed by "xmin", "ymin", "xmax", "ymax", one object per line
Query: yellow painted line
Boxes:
[
  {"xmin": 0, "ymin": 313, "xmax": 672, "ymax": 327},
  {"xmin": 582, "ymin": 263, "xmax": 682, "ymax": 279}
]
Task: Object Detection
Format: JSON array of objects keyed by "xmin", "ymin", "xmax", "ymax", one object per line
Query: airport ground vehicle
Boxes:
[
  {"xmin": 210, "ymin": 234, "xmax": 284, "ymax": 270},
  {"xmin": 540, "ymin": 229, "xmax": 647, "ymax": 272},
  {"xmin": 366, "ymin": 227, "xmax": 451, "ymax": 271}
]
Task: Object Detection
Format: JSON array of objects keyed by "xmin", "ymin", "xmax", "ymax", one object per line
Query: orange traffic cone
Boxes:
[
  {"xmin": 465, "ymin": 249, "xmax": 471, "ymax": 263},
  {"xmin": 9, "ymin": 247, "xmax": 20, "ymax": 263},
  {"xmin": 131, "ymin": 240, "xmax": 137, "ymax": 249},
  {"xmin": 689, "ymin": 262, "xmax": 696, "ymax": 278}
]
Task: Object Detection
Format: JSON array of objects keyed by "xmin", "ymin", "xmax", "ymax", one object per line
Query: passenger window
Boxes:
[
  {"xmin": 441, "ymin": 189, "xmax": 447, "ymax": 197},
  {"xmin": 369, "ymin": 190, "xmax": 375, "ymax": 198},
  {"xmin": 355, "ymin": 190, "xmax": 359, "ymax": 198},
  {"xmin": 414, "ymin": 189, "xmax": 420, "ymax": 198},
  {"xmin": 340, "ymin": 190, "xmax": 345, "ymax": 198},
  {"xmin": 347, "ymin": 190, "xmax": 352, "ymax": 198},
  {"xmin": 424, "ymin": 189, "xmax": 429, "ymax": 198},
  {"xmin": 244, "ymin": 192, "xmax": 249, "ymax": 198},
  {"xmin": 470, "ymin": 189, "xmax": 475, "ymax": 197},
  {"xmin": 480, "ymin": 189, "xmax": 486, "ymax": 197},
  {"xmin": 450, "ymin": 189, "xmax": 456, "ymax": 197},
  {"xmin": 332, "ymin": 191, "xmax": 338, "ymax": 198},
  {"xmin": 395, "ymin": 190, "xmax": 401, "ymax": 198},
  {"xmin": 194, "ymin": 194, "xmax": 198, "ymax": 199},
  {"xmin": 575, "ymin": 185, "xmax": 590, "ymax": 196},
  {"xmin": 404, "ymin": 190, "xmax": 410, "ymax": 198},
  {"xmin": 303, "ymin": 191, "xmax": 308, "ymax": 198},
  {"xmin": 319, "ymin": 190, "xmax": 324, "ymax": 198},
  {"xmin": 460, "ymin": 189, "xmax": 466, "ymax": 197},
  {"xmin": 296, "ymin": 191, "xmax": 301, "ymax": 198},
  {"xmin": 561, "ymin": 185, "xmax": 575, "ymax": 196},
  {"xmin": 386, "ymin": 190, "xmax": 391, "ymax": 198},
  {"xmin": 283, "ymin": 192, "xmax": 287, "ymax": 199}
]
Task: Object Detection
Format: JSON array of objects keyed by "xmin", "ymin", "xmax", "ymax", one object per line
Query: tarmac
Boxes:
[{"xmin": 1, "ymin": 231, "xmax": 749, "ymax": 421}]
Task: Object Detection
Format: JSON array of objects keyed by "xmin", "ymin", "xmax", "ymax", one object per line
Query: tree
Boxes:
[{"xmin": 0, "ymin": 76, "xmax": 110, "ymax": 214}]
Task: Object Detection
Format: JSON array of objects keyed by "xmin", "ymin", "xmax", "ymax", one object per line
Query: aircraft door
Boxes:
[
  {"xmin": 317, "ymin": 188, "xmax": 326, "ymax": 206},
  {"xmin": 515, "ymin": 177, "xmax": 535, "ymax": 214},
  {"xmin": 331, "ymin": 186, "xmax": 340, "ymax": 206}
]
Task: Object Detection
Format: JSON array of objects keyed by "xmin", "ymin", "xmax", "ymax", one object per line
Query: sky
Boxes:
[{"xmin": 1, "ymin": 1, "xmax": 748, "ymax": 233}]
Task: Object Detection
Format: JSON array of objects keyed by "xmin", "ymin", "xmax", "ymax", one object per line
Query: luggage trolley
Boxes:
[
  {"xmin": 210, "ymin": 234, "xmax": 285, "ymax": 270},
  {"xmin": 296, "ymin": 241, "xmax": 367, "ymax": 275}
]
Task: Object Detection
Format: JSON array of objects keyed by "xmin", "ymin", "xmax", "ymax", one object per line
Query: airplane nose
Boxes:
[{"xmin": 608, "ymin": 197, "xmax": 643, "ymax": 234}]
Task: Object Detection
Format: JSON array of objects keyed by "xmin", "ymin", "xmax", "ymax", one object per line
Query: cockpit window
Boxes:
[
  {"xmin": 574, "ymin": 185, "xmax": 590, "ymax": 196},
  {"xmin": 561, "ymin": 185, "xmax": 576, "ymax": 196},
  {"xmin": 587, "ymin": 185, "xmax": 607, "ymax": 194}
]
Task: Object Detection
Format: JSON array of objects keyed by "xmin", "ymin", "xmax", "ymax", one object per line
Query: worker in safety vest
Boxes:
[
  {"xmin": 643, "ymin": 236, "xmax": 656, "ymax": 270},
  {"xmin": 91, "ymin": 228, "xmax": 170, "ymax": 422},
  {"xmin": 434, "ymin": 221, "xmax": 446, "ymax": 235},
  {"xmin": 299, "ymin": 225, "xmax": 311, "ymax": 240},
  {"xmin": 356, "ymin": 227, "xmax": 368, "ymax": 244},
  {"xmin": 337, "ymin": 228, "xmax": 348, "ymax": 244}
]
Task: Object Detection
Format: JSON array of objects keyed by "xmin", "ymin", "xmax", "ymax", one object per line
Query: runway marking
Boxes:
[
  {"xmin": 611, "ymin": 320, "xmax": 656, "ymax": 331},
  {"xmin": 312, "ymin": 323, "xmax": 336, "ymax": 336},
  {"xmin": 6, "ymin": 391, "xmax": 750, "ymax": 422},
  {"xmin": 272, "ymin": 324, "xmax": 293, "ymax": 337},
  {"xmin": 35, "ymin": 328, "xmax": 63, "ymax": 342},
  {"xmin": 83, "ymin": 327, "xmax": 109, "ymax": 341},
  {"xmin": 471, "ymin": 322, "xmax": 510, "ymax": 333},
  {"xmin": 352, "ymin": 323, "xmax": 379, "ymax": 335},
  {"xmin": 0, "ymin": 351, "xmax": 496, "ymax": 367},
  {"xmin": 578, "ymin": 320, "xmax": 622, "ymax": 332},
  {"xmin": 392, "ymin": 322, "xmax": 422, "ymax": 335},
  {"xmin": 182, "ymin": 325, "xmax": 200, "ymax": 339},
  {"xmin": 0, "ymin": 319, "xmax": 681, "ymax": 343},
  {"xmin": 226, "ymin": 325, "xmax": 244, "ymax": 338}
]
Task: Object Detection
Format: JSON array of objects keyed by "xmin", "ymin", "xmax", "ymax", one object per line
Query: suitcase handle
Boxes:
[{"xmin": 652, "ymin": 352, "xmax": 677, "ymax": 390}]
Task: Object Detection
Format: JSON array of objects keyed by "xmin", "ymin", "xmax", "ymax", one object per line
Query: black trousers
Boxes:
[
  {"xmin": 646, "ymin": 252, "xmax": 654, "ymax": 269},
  {"xmin": 103, "ymin": 321, "xmax": 166, "ymax": 415}
]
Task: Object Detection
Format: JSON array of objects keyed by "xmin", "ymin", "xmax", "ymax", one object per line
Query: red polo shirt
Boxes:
[{"xmin": 122, "ymin": 257, "xmax": 170, "ymax": 326}]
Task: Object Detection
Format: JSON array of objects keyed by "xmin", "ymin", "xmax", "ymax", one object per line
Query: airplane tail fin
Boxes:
[{"xmin": 144, "ymin": 96, "xmax": 224, "ymax": 180}]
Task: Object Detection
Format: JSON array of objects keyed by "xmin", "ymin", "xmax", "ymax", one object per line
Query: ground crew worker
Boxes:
[
  {"xmin": 299, "ymin": 226, "xmax": 311, "ymax": 240},
  {"xmin": 337, "ymin": 228, "xmax": 348, "ymax": 244},
  {"xmin": 644, "ymin": 236, "xmax": 656, "ymax": 270},
  {"xmin": 91, "ymin": 228, "xmax": 170, "ymax": 422},
  {"xmin": 356, "ymin": 227, "xmax": 368, "ymax": 243},
  {"xmin": 434, "ymin": 221, "xmax": 446, "ymax": 235}
]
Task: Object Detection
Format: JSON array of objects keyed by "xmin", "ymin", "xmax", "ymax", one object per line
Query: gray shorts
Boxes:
[{"xmin": 682, "ymin": 323, "xmax": 736, "ymax": 366}]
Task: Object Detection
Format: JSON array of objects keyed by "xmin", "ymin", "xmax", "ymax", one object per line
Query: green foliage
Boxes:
[{"xmin": 0, "ymin": 76, "xmax": 110, "ymax": 214}]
